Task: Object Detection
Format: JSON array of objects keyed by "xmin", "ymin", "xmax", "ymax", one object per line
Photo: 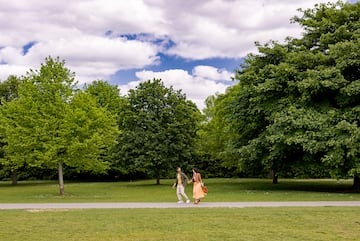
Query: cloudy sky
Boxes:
[{"xmin": 0, "ymin": 0, "xmax": 354, "ymax": 109}]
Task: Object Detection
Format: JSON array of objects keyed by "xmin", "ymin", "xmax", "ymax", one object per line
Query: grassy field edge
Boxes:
[{"xmin": 0, "ymin": 178, "xmax": 359, "ymax": 203}]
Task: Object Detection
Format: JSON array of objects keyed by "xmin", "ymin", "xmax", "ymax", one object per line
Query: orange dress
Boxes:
[{"xmin": 192, "ymin": 173, "xmax": 206, "ymax": 200}]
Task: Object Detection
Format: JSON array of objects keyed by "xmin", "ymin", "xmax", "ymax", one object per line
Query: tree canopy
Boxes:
[
  {"xmin": 84, "ymin": 80, "xmax": 125, "ymax": 117},
  {"xmin": 115, "ymin": 79, "xmax": 202, "ymax": 184},
  {"xmin": 200, "ymin": 1, "xmax": 360, "ymax": 185},
  {"xmin": 0, "ymin": 57, "xmax": 119, "ymax": 194},
  {"xmin": 0, "ymin": 75, "xmax": 23, "ymax": 182}
]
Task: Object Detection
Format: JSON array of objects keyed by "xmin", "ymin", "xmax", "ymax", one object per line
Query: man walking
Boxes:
[{"xmin": 173, "ymin": 167, "xmax": 190, "ymax": 203}]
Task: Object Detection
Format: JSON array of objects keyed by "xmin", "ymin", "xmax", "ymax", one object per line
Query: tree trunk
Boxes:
[
  {"xmin": 271, "ymin": 169, "xmax": 278, "ymax": 184},
  {"xmin": 353, "ymin": 176, "xmax": 360, "ymax": 191},
  {"xmin": 58, "ymin": 162, "xmax": 65, "ymax": 196},
  {"xmin": 272, "ymin": 175, "xmax": 278, "ymax": 184},
  {"xmin": 155, "ymin": 170, "xmax": 161, "ymax": 185},
  {"xmin": 11, "ymin": 170, "xmax": 17, "ymax": 185}
]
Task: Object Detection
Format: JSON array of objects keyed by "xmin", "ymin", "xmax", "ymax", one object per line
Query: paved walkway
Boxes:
[{"xmin": 1, "ymin": 201, "xmax": 360, "ymax": 209}]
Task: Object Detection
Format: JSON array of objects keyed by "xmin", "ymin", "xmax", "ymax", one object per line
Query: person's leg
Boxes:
[
  {"xmin": 179, "ymin": 185, "xmax": 190, "ymax": 203},
  {"xmin": 176, "ymin": 185, "xmax": 183, "ymax": 202}
]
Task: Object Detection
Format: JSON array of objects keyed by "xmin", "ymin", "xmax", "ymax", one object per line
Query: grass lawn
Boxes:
[
  {"xmin": 0, "ymin": 178, "xmax": 359, "ymax": 203},
  {"xmin": 0, "ymin": 207, "xmax": 359, "ymax": 241},
  {"xmin": 1, "ymin": 178, "xmax": 359, "ymax": 241}
]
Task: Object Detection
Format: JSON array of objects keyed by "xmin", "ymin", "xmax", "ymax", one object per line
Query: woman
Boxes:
[{"xmin": 191, "ymin": 168, "xmax": 206, "ymax": 204}]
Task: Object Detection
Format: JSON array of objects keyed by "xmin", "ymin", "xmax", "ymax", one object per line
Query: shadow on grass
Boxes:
[
  {"xmin": 0, "ymin": 178, "xmax": 358, "ymax": 193},
  {"xmin": 208, "ymin": 178, "xmax": 358, "ymax": 193},
  {"xmin": 0, "ymin": 179, "xmax": 172, "ymax": 189},
  {"xmin": 0, "ymin": 180, "xmax": 57, "ymax": 188}
]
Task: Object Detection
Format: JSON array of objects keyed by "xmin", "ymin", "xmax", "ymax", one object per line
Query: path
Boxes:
[{"xmin": 1, "ymin": 201, "xmax": 360, "ymax": 209}]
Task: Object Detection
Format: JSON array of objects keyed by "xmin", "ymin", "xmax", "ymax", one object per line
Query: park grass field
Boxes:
[
  {"xmin": 1, "ymin": 178, "xmax": 360, "ymax": 241},
  {"xmin": 1, "ymin": 207, "xmax": 360, "ymax": 241},
  {"xmin": 0, "ymin": 178, "xmax": 359, "ymax": 203}
]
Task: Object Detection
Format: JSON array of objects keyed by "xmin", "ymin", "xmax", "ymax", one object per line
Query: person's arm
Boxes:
[
  {"xmin": 183, "ymin": 173, "xmax": 192, "ymax": 184},
  {"xmin": 183, "ymin": 173, "xmax": 189, "ymax": 182},
  {"xmin": 197, "ymin": 173, "xmax": 203, "ymax": 185},
  {"xmin": 172, "ymin": 176, "xmax": 178, "ymax": 188}
]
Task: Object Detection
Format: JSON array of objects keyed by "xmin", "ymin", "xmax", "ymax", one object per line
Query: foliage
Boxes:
[
  {"xmin": 84, "ymin": 80, "xmax": 125, "ymax": 116},
  {"xmin": 196, "ymin": 94, "xmax": 239, "ymax": 177},
  {"xmin": 83, "ymin": 80, "xmax": 127, "ymax": 178},
  {"xmin": 212, "ymin": 1, "xmax": 360, "ymax": 182},
  {"xmin": 0, "ymin": 75, "xmax": 22, "ymax": 105},
  {"xmin": 0, "ymin": 76, "xmax": 23, "ymax": 164},
  {"xmin": 0, "ymin": 57, "xmax": 119, "ymax": 194},
  {"xmin": 115, "ymin": 79, "xmax": 202, "ymax": 184}
]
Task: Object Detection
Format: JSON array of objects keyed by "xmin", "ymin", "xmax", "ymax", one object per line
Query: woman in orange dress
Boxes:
[{"xmin": 191, "ymin": 168, "xmax": 206, "ymax": 204}]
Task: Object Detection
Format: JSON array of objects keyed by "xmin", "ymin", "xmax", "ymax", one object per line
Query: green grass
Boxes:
[
  {"xmin": 1, "ymin": 179, "xmax": 359, "ymax": 241},
  {"xmin": 1, "ymin": 207, "xmax": 359, "ymax": 241},
  {"xmin": 0, "ymin": 178, "xmax": 359, "ymax": 203}
]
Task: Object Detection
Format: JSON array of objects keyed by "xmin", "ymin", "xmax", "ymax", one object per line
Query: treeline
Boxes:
[
  {"xmin": 1, "ymin": 2, "xmax": 360, "ymax": 193},
  {"xmin": 199, "ymin": 1, "xmax": 360, "ymax": 187}
]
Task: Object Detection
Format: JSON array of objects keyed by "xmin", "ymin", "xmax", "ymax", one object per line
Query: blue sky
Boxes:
[
  {"xmin": 109, "ymin": 54, "xmax": 242, "ymax": 85},
  {"xmin": 0, "ymin": 0, "xmax": 355, "ymax": 109}
]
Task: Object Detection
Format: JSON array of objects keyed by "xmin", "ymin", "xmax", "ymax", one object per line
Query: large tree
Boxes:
[
  {"xmin": 84, "ymin": 80, "xmax": 125, "ymax": 116},
  {"xmin": 196, "ymin": 94, "xmax": 238, "ymax": 177},
  {"xmin": 0, "ymin": 57, "xmax": 119, "ymax": 194},
  {"xmin": 115, "ymin": 79, "xmax": 201, "ymax": 184},
  {"xmin": 219, "ymin": 1, "xmax": 360, "ymax": 185},
  {"xmin": 0, "ymin": 75, "xmax": 23, "ymax": 184},
  {"xmin": 84, "ymin": 80, "xmax": 126, "ymax": 178}
]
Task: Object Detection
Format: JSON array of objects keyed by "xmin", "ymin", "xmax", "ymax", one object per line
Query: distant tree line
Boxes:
[{"xmin": 0, "ymin": 1, "xmax": 359, "ymax": 193}]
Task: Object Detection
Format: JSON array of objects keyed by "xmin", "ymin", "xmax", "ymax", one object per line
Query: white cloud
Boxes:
[
  {"xmin": 192, "ymin": 65, "xmax": 233, "ymax": 81},
  {"xmin": 0, "ymin": 0, "xmax": 340, "ymax": 96},
  {"xmin": 119, "ymin": 66, "xmax": 234, "ymax": 110},
  {"xmin": 0, "ymin": 0, "xmax": 166, "ymax": 47},
  {"xmin": 0, "ymin": 64, "xmax": 29, "ymax": 80},
  {"xmin": 1, "ymin": 0, "xmax": 339, "ymax": 57},
  {"xmin": 0, "ymin": 0, "xmax": 164, "ymax": 83},
  {"xmin": 0, "ymin": 36, "xmax": 159, "ymax": 83},
  {"xmin": 153, "ymin": 0, "xmax": 338, "ymax": 59}
]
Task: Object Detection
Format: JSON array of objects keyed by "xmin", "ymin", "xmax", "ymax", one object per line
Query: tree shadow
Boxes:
[
  {"xmin": 0, "ymin": 180, "xmax": 57, "ymax": 188},
  {"xmin": 212, "ymin": 179, "xmax": 358, "ymax": 193}
]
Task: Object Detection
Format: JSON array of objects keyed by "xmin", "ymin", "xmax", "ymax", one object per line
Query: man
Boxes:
[{"xmin": 173, "ymin": 167, "xmax": 191, "ymax": 203}]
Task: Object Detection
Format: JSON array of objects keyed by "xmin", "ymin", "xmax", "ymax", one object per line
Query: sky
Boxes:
[{"xmin": 0, "ymin": 0, "xmax": 355, "ymax": 110}]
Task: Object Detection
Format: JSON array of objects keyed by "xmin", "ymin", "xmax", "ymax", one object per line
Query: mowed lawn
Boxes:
[
  {"xmin": 0, "ymin": 178, "xmax": 359, "ymax": 203},
  {"xmin": 1, "ymin": 207, "xmax": 360, "ymax": 241},
  {"xmin": 1, "ymin": 179, "xmax": 360, "ymax": 241}
]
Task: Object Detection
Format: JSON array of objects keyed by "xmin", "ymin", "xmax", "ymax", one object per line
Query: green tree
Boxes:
[
  {"xmin": 84, "ymin": 80, "xmax": 125, "ymax": 178},
  {"xmin": 84, "ymin": 80, "xmax": 125, "ymax": 116},
  {"xmin": 0, "ymin": 57, "xmax": 119, "ymax": 194},
  {"xmin": 115, "ymin": 79, "xmax": 201, "ymax": 184},
  {"xmin": 220, "ymin": 1, "xmax": 360, "ymax": 185},
  {"xmin": 0, "ymin": 75, "xmax": 23, "ymax": 184},
  {"xmin": 196, "ymin": 94, "xmax": 238, "ymax": 177},
  {"xmin": 0, "ymin": 75, "xmax": 22, "ymax": 105}
]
